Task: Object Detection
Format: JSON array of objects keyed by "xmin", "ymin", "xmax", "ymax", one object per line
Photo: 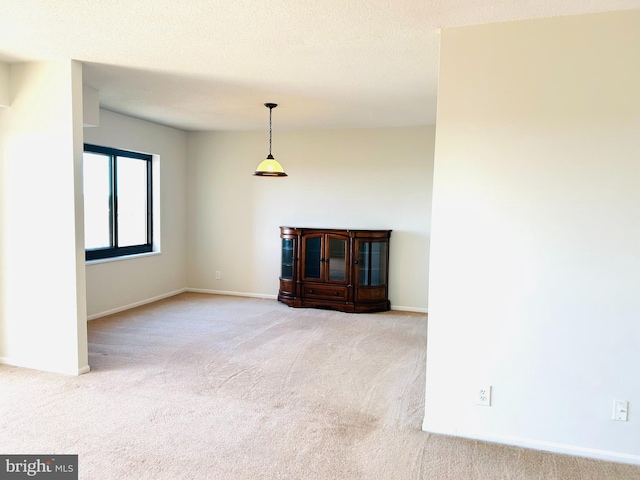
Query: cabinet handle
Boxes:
[
  {"xmin": 334, "ymin": 292, "xmax": 339, "ymax": 296},
  {"xmin": 309, "ymin": 289, "xmax": 313, "ymax": 294}
]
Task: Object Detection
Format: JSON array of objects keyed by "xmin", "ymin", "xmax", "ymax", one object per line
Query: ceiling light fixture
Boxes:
[{"xmin": 254, "ymin": 103, "xmax": 287, "ymax": 177}]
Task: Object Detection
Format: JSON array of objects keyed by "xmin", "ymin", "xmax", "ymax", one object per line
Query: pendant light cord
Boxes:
[
  {"xmin": 269, "ymin": 107, "xmax": 273, "ymax": 157},
  {"xmin": 263, "ymin": 103, "xmax": 278, "ymax": 160}
]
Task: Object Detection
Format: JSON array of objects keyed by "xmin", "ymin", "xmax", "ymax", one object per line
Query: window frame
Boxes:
[{"xmin": 83, "ymin": 143, "xmax": 153, "ymax": 261}]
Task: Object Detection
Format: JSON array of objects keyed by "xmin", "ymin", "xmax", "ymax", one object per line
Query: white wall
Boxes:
[
  {"xmin": 187, "ymin": 126, "xmax": 434, "ymax": 311},
  {"xmin": 82, "ymin": 84, "xmax": 99, "ymax": 127},
  {"xmin": 424, "ymin": 11, "xmax": 640, "ymax": 464},
  {"xmin": 84, "ymin": 110, "xmax": 188, "ymax": 318},
  {"xmin": 0, "ymin": 62, "xmax": 9, "ymax": 107},
  {"xmin": 0, "ymin": 60, "xmax": 88, "ymax": 375}
]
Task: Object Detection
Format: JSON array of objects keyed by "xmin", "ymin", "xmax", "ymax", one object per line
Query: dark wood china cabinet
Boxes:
[{"xmin": 278, "ymin": 227, "xmax": 391, "ymax": 313}]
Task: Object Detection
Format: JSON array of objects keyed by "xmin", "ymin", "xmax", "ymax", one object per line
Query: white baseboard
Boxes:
[
  {"xmin": 0, "ymin": 356, "xmax": 91, "ymax": 376},
  {"xmin": 421, "ymin": 423, "xmax": 640, "ymax": 466},
  {"xmin": 87, "ymin": 288, "xmax": 187, "ymax": 320},
  {"xmin": 87, "ymin": 287, "xmax": 423, "ymax": 319},
  {"xmin": 186, "ymin": 288, "xmax": 278, "ymax": 300},
  {"xmin": 391, "ymin": 305, "xmax": 428, "ymax": 314},
  {"xmin": 0, "ymin": 356, "xmax": 16, "ymax": 368},
  {"xmin": 187, "ymin": 290, "xmax": 425, "ymax": 312}
]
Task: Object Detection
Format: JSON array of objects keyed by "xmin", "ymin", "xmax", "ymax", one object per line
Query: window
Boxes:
[{"xmin": 83, "ymin": 144, "xmax": 153, "ymax": 261}]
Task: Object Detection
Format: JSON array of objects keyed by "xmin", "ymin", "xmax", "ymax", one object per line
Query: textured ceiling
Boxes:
[{"xmin": 1, "ymin": 1, "xmax": 638, "ymax": 131}]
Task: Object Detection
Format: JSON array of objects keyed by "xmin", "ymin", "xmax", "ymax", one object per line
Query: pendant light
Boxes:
[{"xmin": 254, "ymin": 103, "xmax": 287, "ymax": 176}]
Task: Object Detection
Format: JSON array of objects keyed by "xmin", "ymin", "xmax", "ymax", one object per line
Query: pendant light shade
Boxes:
[{"xmin": 254, "ymin": 103, "xmax": 287, "ymax": 177}]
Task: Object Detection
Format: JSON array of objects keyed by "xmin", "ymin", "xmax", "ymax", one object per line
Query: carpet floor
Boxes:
[{"xmin": 1, "ymin": 293, "xmax": 639, "ymax": 479}]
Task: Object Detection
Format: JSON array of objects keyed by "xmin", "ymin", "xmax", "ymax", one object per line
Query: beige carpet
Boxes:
[{"xmin": 1, "ymin": 293, "xmax": 638, "ymax": 479}]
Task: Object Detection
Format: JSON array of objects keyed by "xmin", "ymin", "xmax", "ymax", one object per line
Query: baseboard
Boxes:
[
  {"xmin": 186, "ymin": 288, "xmax": 278, "ymax": 300},
  {"xmin": 87, "ymin": 287, "xmax": 422, "ymax": 318},
  {"xmin": 391, "ymin": 305, "xmax": 428, "ymax": 314},
  {"xmin": 0, "ymin": 356, "xmax": 15, "ymax": 368},
  {"xmin": 421, "ymin": 423, "xmax": 640, "ymax": 466},
  {"xmin": 0, "ymin": 356, "xmax": 91, "ymax": 376},
  {"xmin": 187, "ymin": 290, "xmax": 425, "ymax": 312},
  {"xmin": 87, "ymin": 288, "xmax": 188, "ymax": 320}
]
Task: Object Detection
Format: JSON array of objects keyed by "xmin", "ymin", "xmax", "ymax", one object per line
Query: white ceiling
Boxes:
[{"xmin": 1, "ymin": 1, "xmax": 638, "ymax": 131}]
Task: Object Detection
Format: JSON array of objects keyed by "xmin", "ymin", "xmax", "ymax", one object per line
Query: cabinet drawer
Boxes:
[
  {"xmin": 302, "ymin": 284, "xmax": 348, "ymax": 301},
  {"xmin": 356, "ymin": 286, "xmax": 386, "ymax": 302}
]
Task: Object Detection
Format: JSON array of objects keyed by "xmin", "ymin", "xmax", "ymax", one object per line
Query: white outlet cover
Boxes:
[
  {"xmin": 613, "ymin": 399, "xmax": 629, "ymax": 421},
  {"xmin": 476, "ymin": 386, "xmax": 492, "ymax": 407}
]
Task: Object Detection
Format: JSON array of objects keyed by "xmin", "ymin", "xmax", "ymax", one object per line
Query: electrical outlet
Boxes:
[
  {"xmin": 613, "ymin": 399, "xmax": 629, "ymax": 421},
  {"xmin": 476, "ymin": 385, "xmax": 492, "ymax": 406},
  {"xmin": 215, "ymin": 271, "xmax": 221, "ymax": 280}
]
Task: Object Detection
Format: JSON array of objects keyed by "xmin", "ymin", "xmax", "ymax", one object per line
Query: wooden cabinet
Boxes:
[{"xmin": 278, "ymin": 227, "xmax": 391, "ymax": 313}]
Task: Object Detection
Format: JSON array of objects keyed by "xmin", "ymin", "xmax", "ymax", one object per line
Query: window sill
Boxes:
[{"xmin": 86, "ymin": 251, "xmax": 161, "ymax": 265}]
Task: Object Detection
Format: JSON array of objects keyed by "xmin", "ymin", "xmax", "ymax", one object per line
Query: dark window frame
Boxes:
[{"xmin": 84, "ymin": 143, "xmax": 153, "ymax": 261}]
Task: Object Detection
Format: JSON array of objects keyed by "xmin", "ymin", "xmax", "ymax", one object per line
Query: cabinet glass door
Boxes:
[
  {"xmin": 327, "ymin": 236, "xmax": 347, "ymax": 282},
  {"xmin": 303, "ymin": 235, "xmax": 322, "ymax": 280},
  {"xmin": 281, "ymin": 238, "xmax": 294, "ymax": 280},
  {"xmin": 358, "ymin": 241, "xmax": 387, "ymax": 286}
]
